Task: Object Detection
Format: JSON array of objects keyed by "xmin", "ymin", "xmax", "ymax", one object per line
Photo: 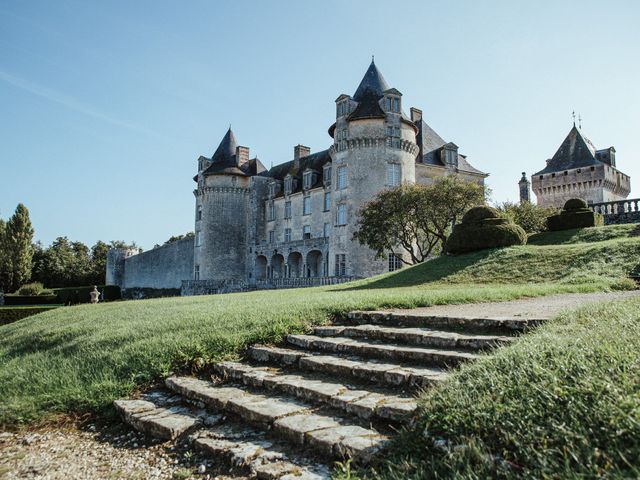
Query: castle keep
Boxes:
[{"xmin": 107, "ymin": 60, "xmax": 487, "ymax": 296}]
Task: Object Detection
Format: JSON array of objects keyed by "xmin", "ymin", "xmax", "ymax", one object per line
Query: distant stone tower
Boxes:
[
  {"xmin": 328, "ymin": 59, "xmax": 420, "ymax": 278},
  {"xmin": 519, "ymin": 172, "xmax": 531, "ymax": 203},
  {"xmin": 193, "ymin": 128, "xmax": 265, "ymax": 286}
]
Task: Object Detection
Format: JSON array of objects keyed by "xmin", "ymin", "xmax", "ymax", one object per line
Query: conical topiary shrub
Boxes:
[
  {"xmin": 445, "ymin": 206, "xmax": 527, "ymax": 254},
  {"xmin": 546, "ymin": 198, "xmax": 604, "ymax": 231}
]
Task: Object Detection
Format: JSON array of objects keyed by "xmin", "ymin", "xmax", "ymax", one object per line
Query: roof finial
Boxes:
[
  {"xmin": 578, "ymin": 114, "xmax": 582, "ymax": 130},
  {"xmin": 371, "ymin": 54, "xmax": 375, "ymax": 64},
  {"xmin": 572, "ymin": 110, "xmax": 576, "ymax": 126}
]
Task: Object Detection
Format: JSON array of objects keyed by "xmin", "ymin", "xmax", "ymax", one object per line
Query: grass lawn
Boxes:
[
  {"xmin": 0, "ymin": 225, "xmax": 639, "ymax": 428},
  {"xmin": 355, "ymin": 295, "xmax": 640, "ymax": 479}
]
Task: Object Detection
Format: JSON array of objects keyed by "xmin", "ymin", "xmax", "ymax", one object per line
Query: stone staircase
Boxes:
[{"xmin": 115, "ymin": 309, "xmax": 544, "ymax": 479}]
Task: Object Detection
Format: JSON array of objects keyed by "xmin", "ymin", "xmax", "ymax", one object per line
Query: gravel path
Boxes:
[
  {"xmin": 0, "ymin": 425, "xmax": 243, "ymax": 480},
  {"xmin": 390, "ymin": 290, "xmax": 640, "ymax": 319}
]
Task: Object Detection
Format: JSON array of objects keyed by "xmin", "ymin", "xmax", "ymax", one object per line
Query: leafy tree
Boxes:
[
  {"xmin": 5, "ymin": 204, "xmax": 35, "ymax": 292},
  {"xmin": 496, "ymin": 201, "xmax": 558, "ymax": 233},
  {"xmin": 354, "ymin": 177, "xmax": 486, "ymax": 264},
  {"xmin": 0, "ymin": 217, "xmax": 8, "ymax": 291},
  {"xmin": 154, "ymin": 232, "xmax": 194, "ymax": 249}
]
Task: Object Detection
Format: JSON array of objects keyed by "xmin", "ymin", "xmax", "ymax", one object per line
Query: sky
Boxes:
[{"xmin": 1, "ymin": 0, "xmax": 638, "ymax": 249}]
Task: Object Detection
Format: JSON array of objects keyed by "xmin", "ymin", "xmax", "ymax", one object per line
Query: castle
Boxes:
[
  {"xmin": 524, "ymin": 123, "xmax": 631, "ymax": 208},
  {"xmin": 106, "ymin": 60, "xmax": 487, "ymax": 296}
]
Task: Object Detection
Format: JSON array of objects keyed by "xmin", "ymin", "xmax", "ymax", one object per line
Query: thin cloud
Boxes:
[{"xmin": 0, "ymin": 70, "xmax": 159, "ymax": 137}]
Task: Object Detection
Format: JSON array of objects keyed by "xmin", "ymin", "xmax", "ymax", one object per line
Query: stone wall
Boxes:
[{"xmin": 121, "ymin": 237, "xmax": 194, "ymax": 291}]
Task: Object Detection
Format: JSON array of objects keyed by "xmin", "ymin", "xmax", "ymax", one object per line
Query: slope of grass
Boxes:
[
  {"xmin": 528, "ymin": 223, "xmax": 639, "ymax": 245},
  {"xmin": 0, "ymin": 226, "xmax": 638, "ymax": 427},
  {"xmin": 358, "ymin": 295, "xmax": 640, "ymax": 479}
]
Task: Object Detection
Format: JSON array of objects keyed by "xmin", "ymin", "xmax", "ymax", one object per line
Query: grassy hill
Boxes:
[{"xmin": 0, "ymin": 225, "xmax": 639, "ymax": 428}]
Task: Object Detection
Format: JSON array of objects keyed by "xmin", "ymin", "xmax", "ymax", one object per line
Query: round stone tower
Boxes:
[
  {"xmin": 193, "ymin": 128, "xmax": 252, "ymax": 285},
  {"xmin": 328, "ymin": 60, "xmax": 419, "ymax": 278}
]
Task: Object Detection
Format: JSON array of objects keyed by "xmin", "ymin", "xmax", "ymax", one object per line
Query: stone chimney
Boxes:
[
  {"xmin": 294, "ymin": 144, "xmax": 311, "ymax": 161},
  {"xmin": 410, "ymin": 107, "xmax": 422, "ymax": 123},
  {"xmin": 236, "ymin": 146, "xmax": 250, "ymax": 167},
  {"xmin": 519, "ymin": 172, "xmax": 531, "ymax": 203}
]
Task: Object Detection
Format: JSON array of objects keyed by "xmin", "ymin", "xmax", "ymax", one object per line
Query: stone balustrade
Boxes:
[
  {"xmin": 256, "ymin": 276, "xmax": 358, "ymax": 289},
  {"xmin": 589, "ymin": 198, "xmax": 640, "ymax": 225}
]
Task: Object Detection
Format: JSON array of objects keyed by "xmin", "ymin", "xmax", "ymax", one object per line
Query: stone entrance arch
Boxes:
[
  {"xmin": 287, "ymin": 252, "xmax": 303, "ymax": 278},
  {"xmin": 271, "ymin": 254, "xmax": 284, "ymax": 279},
  {"xmin": 256, "ymin": 255, "xmax": 267, "ymax": 281},
  {"xmin": 306, "ymin": 250, "xmax": 323, "ymax": 277}
]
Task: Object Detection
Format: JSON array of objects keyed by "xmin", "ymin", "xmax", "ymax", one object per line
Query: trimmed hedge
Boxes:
[
  {"xmin": 446, "ymin": 206, "xmax": 527, "ymax": 254},
  {"xmin": 547, "ymin": 198, "xmax": 604, "ymax": 231},
  {"xmin": 4, "ymin": 295, "xmax": 59, "ymax": 306},
  {"xmin": 0, "ymin": 306, "xmax": 60, "ymax": 325},
  {"xmin": 4, "ymin": 285, "xmax": 121, "ymax": 306}
]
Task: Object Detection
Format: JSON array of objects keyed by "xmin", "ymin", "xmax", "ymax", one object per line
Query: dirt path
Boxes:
[{"xmin": 389, "ymin": 290, "xmax": 640, "ymax": 319}]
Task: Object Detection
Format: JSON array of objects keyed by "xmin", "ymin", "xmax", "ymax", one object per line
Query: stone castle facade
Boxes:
[
  {"xmin": 107, "ymin": 60, "xmax": 487, "ymax": 296},
  {"xmin": 528, "ymin": 124, "xmax": 631, "ymax": 208}
]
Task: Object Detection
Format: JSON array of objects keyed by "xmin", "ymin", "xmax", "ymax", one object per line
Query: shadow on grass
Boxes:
[
  {"xmin": 629, "ymin": 224, "xmax": 640, "ymax": 237},
  {"xmin": 339, "ymin": 249, "xmax": 494, "ymax": 290}
]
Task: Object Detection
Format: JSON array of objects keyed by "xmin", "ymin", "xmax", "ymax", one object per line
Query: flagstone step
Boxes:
[
  {"xmin": 165, "ymin": 375, "xmax": 388, "ymax": 462},
  {"xmin": 286, "ymin": 334, "xmax": 478, "ymax": 367},
  {"xmin": 313, "ymin": 324, "xmax": 513, "ymax": 350},
  {"xmin": 249, "ymin": 345, "xmax": 448, "ymax": 388},
  {"xmin": 347, "ymin": 311, "xmax": 545, "ymax": 332},
  {"xmin": 214, "ymin": 361, "xmax": 418, "ymax": 423}
]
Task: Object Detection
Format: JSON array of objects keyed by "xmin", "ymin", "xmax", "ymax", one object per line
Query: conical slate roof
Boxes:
[
  {"xmin": 534, "ymin": 125, "xmax": 599, "ymax": 175},
  {"xmin": 353, "ymin": 59, "xmax": 390, "ymax": 101},
  {"xmin": 211, "ymin": 127, "xmax": 238, "ymax": 165},
  {"xmin": 348, "ymin": 87, "xmax": 386, "ymax": 120}
]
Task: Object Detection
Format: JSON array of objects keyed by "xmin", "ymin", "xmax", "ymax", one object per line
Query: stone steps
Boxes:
[
  {"xmin": 313, "ymin": 325, "xmax": 513, "ymax": 350},
  {"xmin": 165, "ymin": 375, "xmax": 388, "ymax": 463},
  {"xmin": 249, "ymin": 345, "xmax": 449, "ymax": 388},
  {"xmin": 286, "ymin": 334, "xmax": 479, "ymax": 366},
  {"xmin": 347, "ymin": 310, "xmax": 545, "ymax": 332},
  {"xmin": 213, "ymin": 361, "xmax": 417, "ymax": 423}
]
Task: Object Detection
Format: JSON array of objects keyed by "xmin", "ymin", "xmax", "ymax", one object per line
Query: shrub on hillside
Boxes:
[
  {"xmin": 17, "ymin": 282, "xmax": 44, "ymax": 296},
  {"xmin": 446, "ymin": 206, "xmax": 527, "ymax": 254},
  {"xmin": 496, "ymin": 201, "xmax": 558, "ymax": 233},
  {"xmin": 547, "ymin": 198, "xmax": 604, "ymax": 231}
]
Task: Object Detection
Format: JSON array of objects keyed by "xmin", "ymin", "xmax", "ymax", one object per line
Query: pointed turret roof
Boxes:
[
  {"xmin": 534, "ymin": 125, "xmax": 599, "ymax": 175},
  {"xmin": 211, "ymin": 127, "xmax": 238, "ymax": 165},
  {"xmin": 353, "ymin": 59, "xmax": 390, "ymax": 101}
]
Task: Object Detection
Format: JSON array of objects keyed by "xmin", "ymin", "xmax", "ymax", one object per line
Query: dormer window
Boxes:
[
  {"xmin": 385, "ymin": 96, "xmax": 400, "ymax": 113},
  {"xmin": 323, "ymin": 165, "xmax": 332, "ymax": 186},
  {"xmin": 337, "ymin": 101, "xmax": 350, "ymax": 117},
  {"xmin": 303, "ymin": 171, "xmax": 314, "ymax": 190},
  {"xmin": 268, "ymin": 181, "xmax": 277, "ymax": 198},
  {"xmin": 284, "ymin": 175, "xmax": 293, "ymax": 195}
]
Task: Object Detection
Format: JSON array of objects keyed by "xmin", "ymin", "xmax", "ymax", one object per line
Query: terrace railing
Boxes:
[{"xmin": 589, "ymin": 198, "xmax": 640, "ymax": 225}]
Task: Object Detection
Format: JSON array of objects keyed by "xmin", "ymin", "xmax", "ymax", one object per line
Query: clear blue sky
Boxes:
[{"xmin": 1, "ymin": 0, "xmax": 638, "ymax": 249}]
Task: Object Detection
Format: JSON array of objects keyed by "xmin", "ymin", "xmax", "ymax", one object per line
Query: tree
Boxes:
[
  {"xmin": 153, "ymin": 232, "xmax": 195, "ymax": 249},
  {"xmin": 353, "ymin": 177, "xmax": 486, "ymax": 265},
  {"xmin": 0, "ymin": 217, "xmax": 8, "ymax": 291},
  {"xmin": 495, "ymin": 201, "xmax": 559, "ymax": 233},
  {"xmin": 5, "ymin": 204, "xmax": 35, "ymax": 292}
]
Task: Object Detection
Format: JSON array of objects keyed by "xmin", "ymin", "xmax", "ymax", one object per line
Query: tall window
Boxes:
[
  {"xmin": 284, "ymin": 228, "xmax": 292, "ymax": 242},
  {"xmin": 337, "ymin": 204, "xmax": 347, "ymax": 226},
  {"xmin": 337, "ymin": 166, "xmax": 348, "ymax": 190},
  {"xmin": 323, "ymin": 191, "xmax": 331, "ymax": 211},
  {"xmin": 267, "ymin": 201, "xmax": 275, "ymax": 221},
  {"xmin": 303, "ymin": 225, "xmax": 311, "ymax": 239},
  {"xmin": 268, "ymin": 230, "xmax": 275, "ymax": 243},
  {"xmin": 284, "ymin": 201, "xmax": 292, "ymax": 219},
  {"xmin": 194, "ymin": 265, "xmax": 200, "ymax": 280},
  {"xmin": 323, "ymin": 222, "xmax": 331, "ymax": 238},
  {"xmin": 196, "ymin": 205, "xmax": 202, "ymax": 221},
  {"xmin": 195, "ymin": 231, "xmax": 202, "ymax": 247},
  {"xmin": 387, "ymin": 163, "xmax": 401, "ymax": 186},
  {"xmin": 323, "ymin": 165, "xmax": 332, "ymax": 186},
  {"xmin": 388, "ymin": 253, "xmax": 403, "ymax": 272},
  {"xmin": 303, "ymin": 195, "xmax": 312, "ymax": 215},
  {"xmin": 268, "ymin": 182, "xmax": 276, "ymax": 198},
  {"xmin": 284, "ymin": 176, "xmax": 293, "ymax": 195},
  {"xmin": 335, "ymin": 254, "xmax": 346, "ymax": 277},
  {"xmin": 385, "ymin": 97, "xmax": 400, "ymax": 113},
  {"xmin": 303, "ymin": 171, "xmax": 313, "ymax": 190}
]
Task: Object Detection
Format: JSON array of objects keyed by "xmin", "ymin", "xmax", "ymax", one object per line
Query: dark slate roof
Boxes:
[
  {"xmin": 211, "ymin": 127, "xmax": 238, "ymax": 166},
  {"xmin": 264, "ymin": 149, "xmax": 331, "ymax": 195},
  {"xmin": 353, "ymin": 60, "xmax": 389, "ymax": 101},
  {"xmin": 417, "ymin": 119, "xmax": 486, "ymax": 175},
  {"xmin": 534, "ymin": 125, "xmax": 599, "ymax": 175},
  {"xmin": 347, "ymin": 88, "xmax": 386, "ymax": 121}
]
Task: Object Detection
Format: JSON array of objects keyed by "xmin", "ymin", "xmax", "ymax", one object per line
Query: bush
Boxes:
[
  {"xmin": 53, "ymin": 285, "xmax": 121, "ymax": 305},
  {"xmin": 495, "ymin": 201, "xmax": 559, "ymax": 233},
  {"xmin": 547, "ymin": 198, "xmax": 604, "ymax": 231},
  {"xmin": 3, "ymin": 295, "xmax": 60, "ymax": 306},
  {"xmin": 17, "ymin": 282, "xmax": 45, "ymax": 296},
  {"xmin": 446, "ymin": 207, "xmax": 527, "ymax": 254}
]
